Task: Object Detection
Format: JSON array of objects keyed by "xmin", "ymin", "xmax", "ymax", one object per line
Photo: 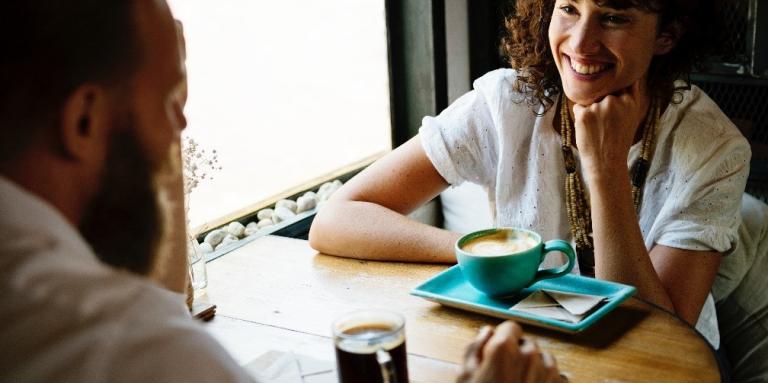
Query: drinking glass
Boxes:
[
  {"xmin": 332, "ymin": 310, "xmax": 409, "ymax": 383},
  {"xmin": 187, "ymin": 237, "xmax": 208, "ymax": 291}
]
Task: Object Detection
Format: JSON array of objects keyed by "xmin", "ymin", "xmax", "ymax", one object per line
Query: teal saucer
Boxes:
[{"xmin": 411, "ymin": 265, "xmax": 636, "ymax": 333}]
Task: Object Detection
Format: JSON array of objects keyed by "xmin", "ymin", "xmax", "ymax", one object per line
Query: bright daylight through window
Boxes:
[{"xmin": 168, "ymin": 0, "xmax": 392, "ymax": 229}]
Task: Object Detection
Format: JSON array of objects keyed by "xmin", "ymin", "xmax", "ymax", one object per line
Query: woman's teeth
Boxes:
[{"xmin": 570, "ymin": 60, "xmax": 607, "ymax": 75}]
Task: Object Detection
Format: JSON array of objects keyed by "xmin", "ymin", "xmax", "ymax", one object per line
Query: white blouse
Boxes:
[{"xmin": 420, "ymin": 69, "xmax": 751, "ymax": 348}]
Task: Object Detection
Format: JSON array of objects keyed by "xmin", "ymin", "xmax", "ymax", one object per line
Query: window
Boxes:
[{"xmin": 168, "ymin": 0, "xmax": 392, "ymax": 229}]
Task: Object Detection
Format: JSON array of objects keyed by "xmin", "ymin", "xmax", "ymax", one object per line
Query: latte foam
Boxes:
[{"xmin": 462, "ymin": 231, "xmax": 538, "ymax": 256}]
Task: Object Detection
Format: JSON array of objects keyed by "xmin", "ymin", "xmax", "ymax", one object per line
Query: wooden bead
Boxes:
[{"xmin": 558, "ymin": 94, "xmax": 659, "ymax": 273}]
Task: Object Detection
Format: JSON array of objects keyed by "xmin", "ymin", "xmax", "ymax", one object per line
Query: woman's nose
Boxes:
[{"xmin": 569, "ymin": 18, "xmax": 601, "ymax": 55}]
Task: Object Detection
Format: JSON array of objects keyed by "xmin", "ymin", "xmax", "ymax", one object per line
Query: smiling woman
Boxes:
[
  {"xmin": 309, "ymin": 0, "xmax": 749, "ymax": 355},
  {"xmin": 548, "ymin": 2, "xmax": 667, "ymax": 105},
  {"xmin": 503, "ymin": 0, "xmax": 720, "ymax": 111},
  {"xmin": 166, "ymin": 0, "xmax": 392, "ymax": 229}
]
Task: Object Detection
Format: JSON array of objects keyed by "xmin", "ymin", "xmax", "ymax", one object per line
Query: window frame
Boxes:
[{"xmin": 193, "ymin": 0, "xmax": 461, "ymax": 258}]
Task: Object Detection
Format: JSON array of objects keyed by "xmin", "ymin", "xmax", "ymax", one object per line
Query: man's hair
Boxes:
[
  {"xmin": 502, "ymin": 0, "xmax": 724, "ymax": 112},
  {"xmin": 0, "ymin": 1, "xmax": 142, "ymax": 162}
]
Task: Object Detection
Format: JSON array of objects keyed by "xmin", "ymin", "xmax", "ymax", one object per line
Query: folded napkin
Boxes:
[
  {"xmin": 244, "ymin": 350, "xmax": 336, "ymax": 383},
  {"xmin": 510, "ymin": 289, "xmax": 606, "ymax": 323}
]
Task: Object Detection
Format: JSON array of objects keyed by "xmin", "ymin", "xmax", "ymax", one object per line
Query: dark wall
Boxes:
[
  {"xmin": 467, "ymin": 0, "xmax": 509, "ymax": 83},
  {"xmin": 387, "ymin": 0, "xmax": 447, "ymax": 146}
]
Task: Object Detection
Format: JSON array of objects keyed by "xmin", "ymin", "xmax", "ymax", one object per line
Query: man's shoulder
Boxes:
[
  {"xmin": 103, "ymin": 283, "xmax": 255, "ymax": 382},
  {"xmin": 0, "ymin": 258, "xmax": 253, "ymax": 382}
]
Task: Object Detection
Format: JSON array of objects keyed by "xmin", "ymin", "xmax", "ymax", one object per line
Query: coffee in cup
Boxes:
[
  {"xmin": 332, "ymin": 310, "xmax": 408, "ymax": 383},
  {"xmin": 461, "ymin": 230, "xmax": 539, "ymax": 256},
  {"xmin": 456, "ymin": 227, "xmax": 576, "ymax": 297}
]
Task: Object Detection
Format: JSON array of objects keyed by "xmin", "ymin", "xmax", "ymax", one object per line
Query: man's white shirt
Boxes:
[{"xmin": 0, "ymin": 176, "xmax": 255, "ymax": 382}]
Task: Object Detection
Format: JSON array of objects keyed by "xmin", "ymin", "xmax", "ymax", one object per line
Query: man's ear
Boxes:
[
  {"xmin": 654, "ymin": 22, "xmax": 684, "ymax": 56},
  {"xmin": 59, "ymin": 85, "xmax": 110, "ymax": 161}
]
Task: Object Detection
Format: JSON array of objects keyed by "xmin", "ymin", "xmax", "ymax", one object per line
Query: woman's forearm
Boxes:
[
  {"xmin": 309, "ymin": 199, "xmax": 461, "ymax": 263},
  {"xmin": 589, "ymin": 169, "xmax": 675, "ymax": 312}
]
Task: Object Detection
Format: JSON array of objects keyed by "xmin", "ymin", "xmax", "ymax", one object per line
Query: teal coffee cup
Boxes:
[{"xmin": 456, "ymin": 228, "xmax": 576, "ymax": 297}]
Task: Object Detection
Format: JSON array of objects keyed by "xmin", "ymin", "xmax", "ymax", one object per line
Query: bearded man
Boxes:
[
  {"xmin": 0, "ymin": 0, "xmax": 253, "ymax": 381},
  {"xmin": 0, "ymin": 1, "xmax": 563, "ymax": 382}
]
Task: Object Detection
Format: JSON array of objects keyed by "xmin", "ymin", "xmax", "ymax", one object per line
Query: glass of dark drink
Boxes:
[{"xmin": 332, "ymin": 310, "xmax": 409, "ymax": 383}]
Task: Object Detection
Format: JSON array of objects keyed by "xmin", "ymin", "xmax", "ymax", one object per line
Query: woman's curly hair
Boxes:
[{"xmin": 501, "ymin": 0, "xmax": 724, "ymax": 112}]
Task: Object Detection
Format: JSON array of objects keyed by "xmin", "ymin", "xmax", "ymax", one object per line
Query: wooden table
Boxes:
[{"xmin": 200, "ymin": 235, "xmax": 721, "ymax": 382}]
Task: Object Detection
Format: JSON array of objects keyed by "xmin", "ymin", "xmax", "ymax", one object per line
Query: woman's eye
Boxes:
[
  {"xmin": 602, "ymin": 14, "xmax": 629, "ymax": 25},
  {"xmin": 559, "ymin": 5, "xmax": 577, "ymax": 15}
]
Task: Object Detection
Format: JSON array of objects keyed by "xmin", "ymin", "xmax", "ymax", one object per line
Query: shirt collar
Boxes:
[{"xmin": 0, "ymin": 175, "xmax": 96, "ymax": 262}]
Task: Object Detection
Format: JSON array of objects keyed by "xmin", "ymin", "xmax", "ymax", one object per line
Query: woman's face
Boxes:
[{"xmin": 548, "ymin": 0, "xmax": 671, "ymax": 105}]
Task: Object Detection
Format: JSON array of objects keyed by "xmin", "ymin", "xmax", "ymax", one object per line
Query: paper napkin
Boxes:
[
  {"xmin": 510, "ymin": 289, "xmax": 606, "ymax": 323},
  {"xmin": 244, "ymin": 350, "xmax": 336, "ymax": 383}
]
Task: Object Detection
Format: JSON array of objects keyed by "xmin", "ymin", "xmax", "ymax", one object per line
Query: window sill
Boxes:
[
  {"xmin": 193, "ymin": 151, "xmax": 387, "ymax": 262},
  {"xmin": 203, "ymin": 209, "xmax": 316, "ymax": 263}
]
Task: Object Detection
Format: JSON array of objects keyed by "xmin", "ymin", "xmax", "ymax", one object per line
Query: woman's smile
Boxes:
[
  {"xmin": 549, "ymin": 0, "xmax": 667, "ymax": 104},
  {"xmin": 565, "ymin": 54, "xmax": 614, "ymax": 80}
]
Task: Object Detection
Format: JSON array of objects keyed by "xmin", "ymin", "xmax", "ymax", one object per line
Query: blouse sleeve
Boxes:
[
  {"xmin": 419, "ymin": 75, "xmax": 502, "ymax": 188},
  {"xmin": 652, "ymin": 123, "xmax": 751, "ymax": 254}
]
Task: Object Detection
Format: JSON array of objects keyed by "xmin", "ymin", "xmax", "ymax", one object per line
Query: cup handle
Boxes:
[
  {"xmin": 376, "ymin": 348, "xmax": 397, "ymax": 383},
  {"xmin": 532, "ymin": 240, "xmax": 576, "ymax": 283}
]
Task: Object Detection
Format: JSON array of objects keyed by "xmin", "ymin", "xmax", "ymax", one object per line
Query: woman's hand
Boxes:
[
  {"xmin": 457, "ymin": 322, "xmax": 565, "ymax": 383},
  {"xmin": 571, "ymin": 81, "xmax": 649, "ymax": 179},
  {"xmin": 572, "ymin": 81, "xmax": 680, "ymax": 316}
]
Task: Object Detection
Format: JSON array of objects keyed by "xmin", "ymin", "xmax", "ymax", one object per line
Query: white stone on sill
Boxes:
[
  {"xmin": 227, "ymin": 221, "xmax": 245, "ymax": 238},
  {"xmin": 276, "ymin": 199, "xmax": 298, "ymax": 214},
  {"xmin": 219, "ymin": 234, "xmax": 239, "ymax": 248},
  {"xmin": 317, "ymin": 180, "xmax": 343, "ymax": 202},
  {"xmin": 257, "ymin": 208, "xmax": 274, "ymax": 221},
  {"xmin": 257, "ymin": 218, "xmax": 274, "ymax": 229},
  {"xmin": 272, "ymin": 206, "xmax": 296, "ymax": 223},
  {"xmin": 296, "ymin": 194, "xmax": 317, "ymax": 213},
  {"xmin": 318, "ymin": 181, "xmax": 335, "ymax": 195},
  {"xmin": 198, "ymin": 242, "xmax": 214, "ymax": 254},
  {"xmin": 204, "ymin": 229, "xmax": 226, "ymax": 247}
]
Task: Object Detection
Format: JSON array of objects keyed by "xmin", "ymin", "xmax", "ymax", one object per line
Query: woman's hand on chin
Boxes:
[{"xmin": 572, "ymin": 80, "xmax": 649, "ymax": 180}]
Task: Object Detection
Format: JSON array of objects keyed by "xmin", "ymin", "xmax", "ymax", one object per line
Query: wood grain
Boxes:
[
  {"xmin": 205, "ymin": 315, "xmax": 459, "ymax": 383},
  {"xmin": 201, "ymin": 235, "xmax": 720, "ymax": 383}
]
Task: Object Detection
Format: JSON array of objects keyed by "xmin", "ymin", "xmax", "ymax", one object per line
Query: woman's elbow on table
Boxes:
[{"xmin": 308, "ymin": 201, "xmax": 345, "ymax": 255}]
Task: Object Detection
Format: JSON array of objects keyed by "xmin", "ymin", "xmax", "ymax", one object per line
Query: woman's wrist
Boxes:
[{"xmin": 582, "ymin": 159, "xmax": 631, "ymax": 187}]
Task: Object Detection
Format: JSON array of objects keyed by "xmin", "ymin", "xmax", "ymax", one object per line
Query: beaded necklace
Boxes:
[{"xmin": 558, "ymin": 94, "xmax": 659, "ymax": 277}]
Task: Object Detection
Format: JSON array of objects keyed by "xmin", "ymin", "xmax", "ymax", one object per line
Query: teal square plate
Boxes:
[{"xmin": 411, "ymin": 265, "xmax": 636, "ymax": 333}]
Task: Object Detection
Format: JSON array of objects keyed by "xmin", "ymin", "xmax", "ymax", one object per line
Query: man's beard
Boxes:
[{"xmin": 79, "ymin": 123, "xmax": 162, "ymax": 276}]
